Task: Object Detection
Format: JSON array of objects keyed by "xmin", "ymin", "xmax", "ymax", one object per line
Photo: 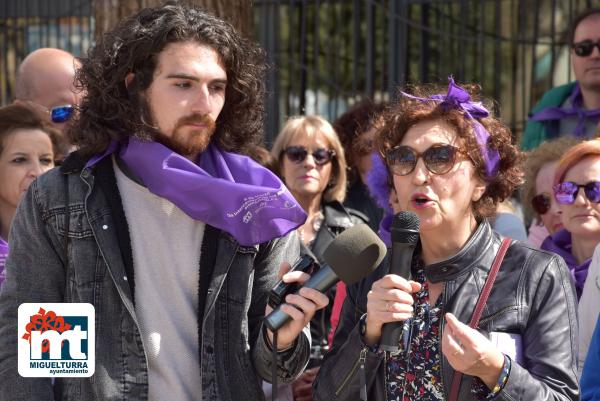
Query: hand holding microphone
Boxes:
[
  {"xmin": 367, "ymin": 212, "xmax": 421, "ymax": 351},
  {"xmin": 264, "ymin": 224, "xmax": 387, "ymax": 348}
]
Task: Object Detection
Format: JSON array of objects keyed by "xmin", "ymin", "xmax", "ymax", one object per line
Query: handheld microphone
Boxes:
[
  {"xmin": 264, "ymin": 224, "xmax": 387, "ymax": 332},
  {"xmin": 267, "ymin": 245, "xmax": 320, "ymax": 309},
  {"xmin": 380, "ymin": 211, "xmax": 420, "ymax": 352}
]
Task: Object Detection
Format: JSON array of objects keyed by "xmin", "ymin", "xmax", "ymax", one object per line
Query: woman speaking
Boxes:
[{"xmin": 313, "ymin": 79, "xmax": 579, "ymax": 401}]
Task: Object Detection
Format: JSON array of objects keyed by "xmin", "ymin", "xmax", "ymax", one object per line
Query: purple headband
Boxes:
[{"xmin": 401, "ymin": 77, "xmax": 500, "ymax": 179}]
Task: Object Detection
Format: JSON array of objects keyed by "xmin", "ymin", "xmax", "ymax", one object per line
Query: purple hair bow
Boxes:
[{"xmin": 402, "ymin": 77, "xmax": 500, "ymax": 179}]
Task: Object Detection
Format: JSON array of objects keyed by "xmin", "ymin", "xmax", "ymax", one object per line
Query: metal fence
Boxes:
[
  {"xmin": 0, "ymin": 0, "xmax": 597, "ymax": 143},
  {"xmin": 255, "ymin": 0, "xmax": 597, "ymax": 144},
  {"xmin": 0, "ymin": 0, "xmax": 93, "ymax": 105}
]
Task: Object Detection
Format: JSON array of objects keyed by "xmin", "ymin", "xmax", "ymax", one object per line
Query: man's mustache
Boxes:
[{"xmin": 174, "ymin": 114, "xmax": 216, "ymax": 130}]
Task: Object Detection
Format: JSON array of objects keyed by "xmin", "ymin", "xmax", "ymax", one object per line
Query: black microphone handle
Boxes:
[
  {"xmin": 264, "ymin": 266, "xmax": 339, "ymax": 332},
  {"xmin": 380, "ymin": 242, "xmax": 416, "ymax": 352}
]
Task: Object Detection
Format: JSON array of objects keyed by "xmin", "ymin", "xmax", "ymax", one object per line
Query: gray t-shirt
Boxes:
[{"xmin": 115, "ymin": 158, "xmax": 204, "ymax": 401}]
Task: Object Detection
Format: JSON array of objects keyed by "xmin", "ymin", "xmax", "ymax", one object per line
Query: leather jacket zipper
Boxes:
[{"xmin": 335, "ymin": 347, "xmax": 367, "ymax": 397}]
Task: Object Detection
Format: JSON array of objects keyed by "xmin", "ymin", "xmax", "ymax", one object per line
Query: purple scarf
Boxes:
[
  {"xmin": 530, "ymin": 83, "xmax": 600, "ymax": 138},
  {"xmin": 541, "ymin": 228, "xmax": 590, "ymax": 299},
  {"xmin": 0, "ymin": 236, "xmax": 8, "ymax": 287},
  {"xmin": 87, "ymin": 138, "xmax": 306, "ymax": 246}
]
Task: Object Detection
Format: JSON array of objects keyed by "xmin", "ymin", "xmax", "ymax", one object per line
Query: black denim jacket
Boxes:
[{"xmin": 0, "ymin": 152, "xmax": 309, "ymax": 401}]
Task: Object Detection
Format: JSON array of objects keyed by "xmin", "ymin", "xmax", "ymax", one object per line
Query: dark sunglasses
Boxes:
[
  {"xmin": 385, "ymin": 143, "xmax": 461, "ymax": 176},
  {"xmin": 531, "ymin": 193, "xmax": 551, "ymax": 215},
  {"xmin": 572, "ymin": 40, "xmax": 600, "ymax": 57},
  {"xmin": 49, "ymin": 105, "xmax": 75, "ymax": 123},
  {"xmin": 554, "ymin": 181, "xmax": 600, "ymax": 204},
  {"xmin": 283, "ymin": 146, "xmax": 336, "ymax": 166}
]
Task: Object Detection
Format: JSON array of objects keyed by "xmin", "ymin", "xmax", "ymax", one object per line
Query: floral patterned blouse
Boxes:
[{"xmin": 385, "ymin": 266, "xmax": 501, "ymax": 401}]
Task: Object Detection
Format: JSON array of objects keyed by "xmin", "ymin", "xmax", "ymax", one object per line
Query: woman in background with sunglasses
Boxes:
[
  {"xmin": 546, "ymin": 139, "xmax": 600, "ymax": 373},
  {"xmin": 521, "ymin": 137, "xmax": 580, "ymax": 247},
  {"xmin": 543, "ymin": 139, "xmax": 600, "ymax": 300},
  {"xmin": 271, "ymin": 115, "xmax": 366, "ymax": 401},
  {"xmin": 314, "ymin": 79, "xmax": 578, "ymax": 401},
  {"xmin": 0, "ymin": 104, "xmax": 59, "ymax": 289}
]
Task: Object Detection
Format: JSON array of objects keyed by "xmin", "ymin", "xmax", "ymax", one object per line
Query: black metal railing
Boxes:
[
  {"xmin": 0, "ymin": 0, "xmax": 92, "ymax": 105},
  {"xmin": 0, "ymin": 0, "xmax": 596, "ymax": 144},
  {"xmin": 254, "ymin": 0, "xmax": 596, "ymax": 144}
]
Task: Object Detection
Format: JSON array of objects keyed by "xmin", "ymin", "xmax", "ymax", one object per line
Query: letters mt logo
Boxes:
[{"xmin": 18, "ymin": 303, "xmax": 95, "ymax": 377}]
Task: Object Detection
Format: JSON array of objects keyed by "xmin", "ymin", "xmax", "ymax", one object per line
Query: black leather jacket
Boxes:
[
  {"xmin": 306, "ymin": 201, "xmax": 367, "ymax": 365},
  {"xmin": 314, "ymin": 220, "xmax": 579, "ymax": 401}
]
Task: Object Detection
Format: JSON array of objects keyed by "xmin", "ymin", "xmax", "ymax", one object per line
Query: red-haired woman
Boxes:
[{"xmin": 547, "ymin": 139, "xmax": 600, "ymax": 372}]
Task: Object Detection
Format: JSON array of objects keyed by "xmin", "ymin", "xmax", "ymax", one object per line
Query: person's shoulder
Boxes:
[
  {"xmin": 323, "ymin": 201, "xmax": 369, "ymax": 228},
  {"xmin": 506, "ymin": 239, "xmax": 566, "ymax": 274},
  {"xmin": 534, "ymin": 82, "xmax": 578, "ymax": 110}
]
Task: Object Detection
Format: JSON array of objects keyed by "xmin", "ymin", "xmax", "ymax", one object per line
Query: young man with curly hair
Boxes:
[{"xmin": 0, "ymin": 4, "xmax": 327, "ymax": 401}]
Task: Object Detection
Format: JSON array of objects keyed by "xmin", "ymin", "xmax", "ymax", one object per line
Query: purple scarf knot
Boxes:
[
  {"xmin": 530, "ymin": 83, "xmax": 600, "ymax": 138},
  {"xmin": 541, "ymin": 228, "xmax": 590, "ymax": 300},
  {"xmin": 401, "ymin": 77, "xmax": 500, "ymax": 179},
  {"xmin": 87, "ymin": 138, "xmax": 307, "ymax": 246}
]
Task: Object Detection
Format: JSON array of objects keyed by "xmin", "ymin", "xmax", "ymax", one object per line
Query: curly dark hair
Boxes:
[
  {"xmin": 377, "ymin": 83, "xmax": 524, "ymax": 219},
  {"xmin": 69, "ymin": 3, "xmax": 266, "ymax": 157},
  {"xmin": 333, "ymin": 99, "xmax": 386, "ymax": 185}
]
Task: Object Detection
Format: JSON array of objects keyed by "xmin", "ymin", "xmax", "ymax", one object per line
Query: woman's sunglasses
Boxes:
[
  {"xmin": 531, "ymin": 193, "xmax": 551, "ymax": 215},
  {"xmin": 385, "ymin": 143, "xmax": 461, "ymax": 176},
  {"xmin": 553, "ymin": 181, "xmax": 600, "ymax": 205},
  {"xmin": 572, "ymin": 40, "xmax": 600, "ymax": 57},
  {"xmin": 282, "ymin": 146, "xmax": 336, "ymax": 166}
]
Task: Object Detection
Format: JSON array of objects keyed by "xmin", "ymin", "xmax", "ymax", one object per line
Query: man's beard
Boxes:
[{"xmin": 154, "ymin": 113, "xmax": 217, "ymax": 159}]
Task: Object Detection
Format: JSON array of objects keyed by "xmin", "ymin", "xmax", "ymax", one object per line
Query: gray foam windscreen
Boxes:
[{"xmin": 322, "ymin": 224, "xmax": 387, "ymax": 284}]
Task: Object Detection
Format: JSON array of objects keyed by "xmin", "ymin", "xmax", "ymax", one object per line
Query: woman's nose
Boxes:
[
  {"xmin": 303, "ymin": 152, "xmax": 317, "ymax": 168},
  {"xmin": 411, "ymin": 158, "xmax": 430, "ymax": 185}
]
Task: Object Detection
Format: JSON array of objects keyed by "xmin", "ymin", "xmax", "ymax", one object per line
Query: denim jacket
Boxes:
[{"xmin": 0, "ymin": 152, "xmax": 310, "ymax": 401}]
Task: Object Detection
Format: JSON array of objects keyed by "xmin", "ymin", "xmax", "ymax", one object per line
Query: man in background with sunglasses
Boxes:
[
  {"xmin": 523, "ymin": 8, "xmax": 600, "ymax": 151},
  {"xmin": 14, "ymin": 48, "xmax": 82, "ymax": 158}
]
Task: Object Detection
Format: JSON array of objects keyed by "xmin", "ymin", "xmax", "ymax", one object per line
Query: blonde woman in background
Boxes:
[{"xmin": 271, "ymin": 115, "xmax": 365, "ymax": 401}]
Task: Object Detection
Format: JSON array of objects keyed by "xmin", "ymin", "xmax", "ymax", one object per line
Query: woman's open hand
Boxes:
[{"xmin": 442, "ymin": 312, "xmax": 505, "ymax": 389}]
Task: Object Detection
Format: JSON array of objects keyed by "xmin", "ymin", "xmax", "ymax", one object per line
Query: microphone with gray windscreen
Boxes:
[
  {"xmin": 264, "ymin": 224, "xmax": 387, "ymax": 332},
  {"xmin": 380, "ymin": 211, "xmax": 420, "ymax": 352}
]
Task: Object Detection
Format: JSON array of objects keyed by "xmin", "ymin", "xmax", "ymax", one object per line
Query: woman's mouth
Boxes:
[{"xmin": 411, "ymin": 194, "xmax": 433, "ymax": 209}]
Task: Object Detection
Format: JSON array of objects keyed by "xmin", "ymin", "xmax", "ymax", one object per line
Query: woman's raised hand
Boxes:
[{"xmin": 442, "ymin": 313, "xmax": 505, "ymax": 389}]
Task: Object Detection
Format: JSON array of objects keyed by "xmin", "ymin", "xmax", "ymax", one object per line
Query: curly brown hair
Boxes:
[
  {"xmin": 521, "ymin": 137, "xmax": 580, "ymax": 220},
  {"xmin": 333, "ymin": 99, "xmax": 387, "ymax": 185},
  {"xmin": 69, "ymin": 3, "xmax": 266, "ymax": 157},
  {"xmin": 377, "ymin": 83, "xmax": 524, "ymax": 219}
]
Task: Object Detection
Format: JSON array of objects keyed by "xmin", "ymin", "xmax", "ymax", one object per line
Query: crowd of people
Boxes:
[{"xmin": 0, "ymin": 3, "xmax": 599, "ymax": 401}]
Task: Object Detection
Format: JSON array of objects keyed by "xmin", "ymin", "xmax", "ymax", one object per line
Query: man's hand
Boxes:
[{"xmin": 265, "ymin": 262, "xmax": 329, "ymax": 350}]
